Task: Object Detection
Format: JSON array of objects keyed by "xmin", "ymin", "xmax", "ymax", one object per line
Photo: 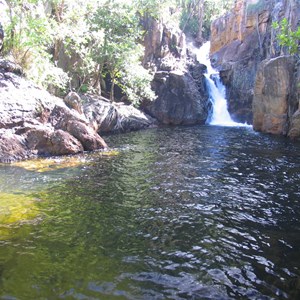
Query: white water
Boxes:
[{"xmin": 196, "ymin": 42, "xmax": 248, "ymax": 127}]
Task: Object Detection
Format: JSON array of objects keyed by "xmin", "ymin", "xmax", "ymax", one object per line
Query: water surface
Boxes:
[{"xmin": 0, "ymin": 126, "xmax": 300, "ymax": 299}]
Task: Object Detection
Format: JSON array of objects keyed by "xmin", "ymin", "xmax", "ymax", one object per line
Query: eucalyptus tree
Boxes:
[
  {"xmin": 90, "ymin": 0, "xmax": 155, "ymax": 103},
  {"xmin": 3, "ymin": 0, "xmax": 68, "ymax": 90},
  {"xmin": 49, "ymin": 0, "xmax": 103, "ymax": 93},
  {"xmin": 178, "ymin": 0, "xmax": 235, "ymax": 40},
  {"xmin": 1, "ymin": 0, "xmax": 235, "ymax": 102}
]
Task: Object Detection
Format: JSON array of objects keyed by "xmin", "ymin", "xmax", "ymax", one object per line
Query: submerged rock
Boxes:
[
  {"xmin": 0, "ymin": 192, "xmax": 39, "ymax": 225},
  {"xmin": 0, "ymin": 192, "xmax": 41, "ymax": 240},
  {"xmin": 0, "ymin": 61, "xmax": 107, "ymax": 163}
]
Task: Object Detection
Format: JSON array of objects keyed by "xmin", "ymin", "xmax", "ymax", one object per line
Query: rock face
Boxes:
[
  {"xmin": 142, "ymin": 17, "xmax": 209, "ymax": 125},
  {"xmin": 143, "ymin": 66, "xmax": 209, "ymax": 125},
  {"xmin": 0, "ymin": 60, "xmax": 107, "ymax": 163},
  {"xmin": 210, "ymin": 0, "xmax": 300, "ymax": 124},
  {"xmin": 253, "ymin": 56, "xmax": 295, "ymax": 135},
  {"xmin": 288, "ymin": 64, "xmax": 300, "ymax": 140},
  {"xmin": 83, "ymin": 94, "xmax": 156, "ymax": 134}
]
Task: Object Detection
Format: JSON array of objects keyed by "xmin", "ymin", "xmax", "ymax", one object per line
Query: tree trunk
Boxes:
[
  {"xmin": 110, "ymin": 75, "xmax": 115, "ymax": 102},
  {"xmin": 92, "ymin": 64, "xmax": 103, "ymax": 95},
  {"xmin": 196, "ymin": 0, "xmax": 204, "ymax": 45}
]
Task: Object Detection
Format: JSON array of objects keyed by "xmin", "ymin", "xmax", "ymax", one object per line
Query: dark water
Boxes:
[{"xmin": 0, "ymin": 126, "xmax": 300, "ymax": 299}]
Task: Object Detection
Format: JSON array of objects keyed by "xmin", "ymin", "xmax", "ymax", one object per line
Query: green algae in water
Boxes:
[
  {"xmin": 0, "ymin": 192, "xmax": 40, "ymax": 239},
  {"xmin": 11, "ymin": 157, "xmax": 89, "ymax": 172},
  {"xmin": 10, "ymin": 150, "xmax": 120, "ymax": 173}
]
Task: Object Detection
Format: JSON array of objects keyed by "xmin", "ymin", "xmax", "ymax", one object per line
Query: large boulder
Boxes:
[
  {"xmin": 142, "ymin": 67, "xmax": 209, "ymax": 125},
  {"xmin": 210, "ymin": 0, "xmax": 300, "ymax": 124},
  {"xmin": 289, "ymin": 111, "xmax": 300, "ymax": 140},
  {"xmin": 0, "ymin": 61, "xmax": 107, "ymax": 163},
  {"xmin": 288, "ymin": 63, "xmax": 300, "ymax": 140},
  {"xmin": 253, "ymin": 54, "xmax": 300, "ymax": 140},
  {"xmin": 82, "ymin": 95, "xmax": 156, "ymax": 133},
  {"xmin": 253, "ymin": 56, "xmax": 295, "ymax": 135},
  {"xmin": 0, "ymin": 130, "xmax": 30, "ymax": 163},
  {"xmin": 142, "ymin": 17, "xmax": 210, "ymax": 125}
]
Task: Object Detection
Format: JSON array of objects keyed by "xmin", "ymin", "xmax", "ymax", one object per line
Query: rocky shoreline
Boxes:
[
  {"xmin": 0, "ymin": 60, "xmax": 156, "ymax": 163},
  {"xmin": 0, "ymin": 15, "xmax": 211, "ymax": 163},
  {"xmin": 1, "ymin": 0, "xmax": 300, "ymax": 163}
]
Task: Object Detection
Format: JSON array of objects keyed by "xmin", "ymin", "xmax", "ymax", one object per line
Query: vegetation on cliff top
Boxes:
[
  {"xmin": 272, "ymin": 18, "xmax": 300, "ymax": 57},
  {"xmin": 1, "ymin": 0, "xmax": 235, "ymax": 104}
]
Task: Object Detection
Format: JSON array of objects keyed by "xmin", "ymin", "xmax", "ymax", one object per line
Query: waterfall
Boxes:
[{"xmin": 196, "ymin": 42, "xmax": 247, "ymax": 127}]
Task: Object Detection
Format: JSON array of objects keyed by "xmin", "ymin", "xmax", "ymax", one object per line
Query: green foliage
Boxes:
[
  {"xmin": 79, "ymin": 83, "xmax": 89, "ymax": 94},
  {"xmin": 272, "ymin": 18, "xmax": 300, "ymax": 56},
  {"xmin": 90, "ymin": 0, "xmax": 154, "ymax": 102},
  {"xmin": 246, "ymin": 0, "xmax": 266, "ymax": 14},
  {"xmin": 179, "ymin": 11, "xmax": 199, "ymax": 37},
  {"xmin": 2, "ymin": 0, "xmax": 154, "ymax": 103},
  {"xmin": 134, "ymin": 0, "xmax": 176, "ymax": 21},
  {"xmin": 50, "ymin": 0, "xmax": 103, "ymax": 93},
  {"xmin": 118, "ymin": 46, "xmax": 156, "ymax": 106},
  {"xmin": 1, "ymin": 0, "xmax": 237, "ymax": 103},
  {"xmin": 3, "ymin": 0, "xmax": 69, "ymax": 92},
  {"xmin": 178, "ymin": 0, "xmax": 235, "ymax": 39}
]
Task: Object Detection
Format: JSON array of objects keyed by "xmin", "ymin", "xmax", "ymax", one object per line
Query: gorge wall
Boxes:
[
  {"xmin": 141, "ymin": 17, "xmax": 210, "ymax": 125},
  {"xmin": 210, "ymin": 0, "xmax": 300, "ymax": 136}
]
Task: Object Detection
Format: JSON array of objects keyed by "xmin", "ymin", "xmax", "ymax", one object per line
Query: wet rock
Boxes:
[
  {"xmin": 289, "ymin": 63, "xmax": 300, "ymax": 139},
  {"xmin": 0, "ymin": 130, "xmax": 29, "ymax": 163},
  {"xmin": 288, "ymin": 110, "xmax": 300, "ymax": 140}
]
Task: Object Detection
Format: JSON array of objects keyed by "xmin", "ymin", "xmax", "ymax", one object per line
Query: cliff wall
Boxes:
[
  {"xmin": 141, "ymin": 17, "xmax": 210, "ymax": 125},
  {"xmin": 210, "ymin": 0, "xmax": 300, "ymax": 127}
]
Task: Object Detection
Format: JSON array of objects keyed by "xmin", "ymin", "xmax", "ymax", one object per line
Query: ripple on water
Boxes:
[{"xmin": 0, "ymin": 126, "xmax": 300, "ymax": 299}]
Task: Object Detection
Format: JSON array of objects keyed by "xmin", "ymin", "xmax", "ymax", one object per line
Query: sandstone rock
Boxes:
[
  {"xmin": 0, "ymin": 61, "xmax": 107, "ymax": 162},
  {"xmin": 0, "ymin": 129, "xmax": 29, "ymax": 163},
  {"xmin": 49, "ymin": 129, "xmax": 84, "ymax": 154},
  {"xmin": 142, "ymin": 16, "xmax": 186, "ymax": 70},
  {"xmin": 64, "ymin": 91, "xmax": 83, "ymax": 114},
  {"xmin": 49, "ymin": 105, "xmax": 108, "ymax": 150},
  {"xmin": 83, "ymin": 95, "xmax": 156, "ymax": 133},
  {"xmin": 288, "ymin": 63, "xmax": 300, "ymax": 139},
  {"xmin": 288, "ymin": 110, "xmax": 300, "ymax": 140},
  {"xmin": 253, "ymin": 56, "xmax": 295, "ymax": 135},
  {"xmin": 142, "ymin": 17, "xmax": 209, "ymax": 125},
  {"xmin": 210, "ymin": 0, "xmax": 300, "ymax": 124},
  {"xmin": 66, "ymin": 120, "xmax": 107, "ymax": 151},
  {"xmin": 143, "ymin": 68, "xmax": 209, "ymax": 125}
]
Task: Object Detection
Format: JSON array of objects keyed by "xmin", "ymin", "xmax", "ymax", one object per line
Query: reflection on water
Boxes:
[{"xmin": 0, "ymin": 126, "xmax": 300, "ymax": 299}]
